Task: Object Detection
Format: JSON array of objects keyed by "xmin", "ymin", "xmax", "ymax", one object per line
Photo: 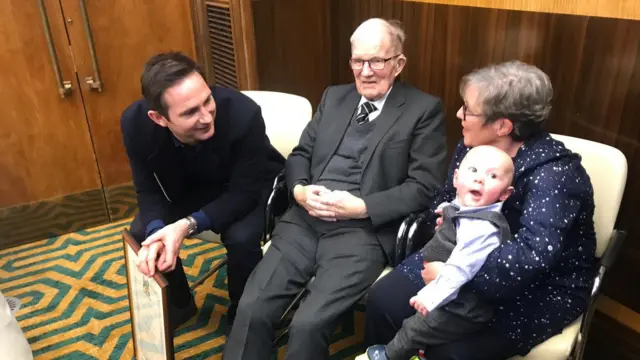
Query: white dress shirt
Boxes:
[{"xmin": 357, "ymin": 86, "xmax": 392, "ymax": 122}]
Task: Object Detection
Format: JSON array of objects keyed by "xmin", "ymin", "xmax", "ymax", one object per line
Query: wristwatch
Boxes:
[{"xmin": 184, "ymin": 216, "xmax": 198, "ymax": 237}]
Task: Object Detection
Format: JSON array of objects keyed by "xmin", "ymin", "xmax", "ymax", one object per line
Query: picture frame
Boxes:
[{"xmin": 122, "ymin": 229, "xmax": 174, "ymax": 360}]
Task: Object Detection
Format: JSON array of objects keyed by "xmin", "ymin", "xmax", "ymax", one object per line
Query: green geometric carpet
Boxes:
[{"xmin": 0, "ymin": 218, "xmax": 367, "ymax": 359}]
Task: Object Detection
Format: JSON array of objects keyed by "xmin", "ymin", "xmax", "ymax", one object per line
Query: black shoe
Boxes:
[
  {"xmin": 366, "ymin": 345, "xmax": 389, "ymax": 360},
  {"xmin": 169, "ymin": 297, "xmax": 197, "ymax": 331}
]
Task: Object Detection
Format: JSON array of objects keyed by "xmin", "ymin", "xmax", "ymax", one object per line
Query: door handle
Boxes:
[
  {"xmin": 79, "ymin": 0, "xmax": 103, "ymax": 92},
  {"xmin": 37, "ymin": 0, "xmax": 72, "ymax": 98}
]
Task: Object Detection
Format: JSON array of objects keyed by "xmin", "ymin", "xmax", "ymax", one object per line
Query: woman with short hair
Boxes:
[{"xmin": 364, "ymin": 61, "xmax": 597, "ymax": 360}]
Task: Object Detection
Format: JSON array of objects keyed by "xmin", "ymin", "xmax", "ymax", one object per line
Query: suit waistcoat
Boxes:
[{"xmin": 316, "ymin": 110, "xmax": 378, "ymax": 197}]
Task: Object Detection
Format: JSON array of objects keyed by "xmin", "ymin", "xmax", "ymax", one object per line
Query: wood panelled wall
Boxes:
[
  {"xmin": 408, "ymin": 0, "xmax": 640, "ymax": 20},
  {"xmin": 252, "ymin": 0, "xmax": 640, "ymax": 319},
  {"xmin": 252, "ymin": 0, "xmax": 332, "ymax": 108}
]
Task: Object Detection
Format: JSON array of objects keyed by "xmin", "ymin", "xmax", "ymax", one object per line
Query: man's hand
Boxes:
[
  {"xmin": 293, "ymin": 184, "xmax": 337, "ymax": 221},
  {"xmin": 136, "ymin": 241, "xmax": 165, "ymax": 277},
  {"xmin": 409, "ymin": 296, "xmax": 429, "ymax": 317},
  {"xmin": 317, "ymin": 190, "xmax": 368, "ymax": 220},
  {"xmin": 421, "ymin": 261, "xmax": 444, "ymax": 284},
  {"xmin": 141, "ymin": 219, "xmax": 189, "ymax": 274}
]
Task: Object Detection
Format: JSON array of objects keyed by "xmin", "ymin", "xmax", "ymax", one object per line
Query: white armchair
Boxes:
[
  {"xmin": 241, "ymin": 90, "xmax": 312, "ymax": 158},
  {"xmin": 510, "ymin": 134, "xmax": 628, "ymax": 360},
  {"xmin": 242, "ymin": 90, "xmax": 312, "ymax": 249},
  {"xmin": 191, "ymin": 90, "xmax": 312, "ymax": 289}
]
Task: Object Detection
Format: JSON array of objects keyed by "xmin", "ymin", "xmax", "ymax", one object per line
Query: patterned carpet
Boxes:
[{"xmin": 0, "ymin": 218, "xmax": 367, "ymax": 359}]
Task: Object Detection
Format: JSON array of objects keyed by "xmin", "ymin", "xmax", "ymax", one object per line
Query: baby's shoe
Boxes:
[{"xmin": 366, "ymin": 344, "xmax": 389, "ymax": 360}]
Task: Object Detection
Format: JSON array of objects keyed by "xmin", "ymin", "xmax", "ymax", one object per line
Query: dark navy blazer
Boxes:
[{"xmin": 120, "ymin": 86, "xmax": 284, "ymax": 234}]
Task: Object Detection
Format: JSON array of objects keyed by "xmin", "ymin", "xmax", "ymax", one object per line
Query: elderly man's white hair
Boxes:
[{"xmin": 350, "ymin": 18, "xmax": 406, "ymax": 54}]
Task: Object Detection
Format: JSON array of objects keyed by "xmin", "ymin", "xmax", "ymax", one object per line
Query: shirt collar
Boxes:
[
  {"xmin": 171, "ymin": 133, "xmax": 202, "ymax": 151},
  {"xmin": 171, "ymin": 133, "xmax": 183, "ymax": 147},
  {"xmin": 358, "ymin": 86, "xmax": 392, "ymax": 112},
  {"xmin": 451, "ymin": 198, "xmax": 504, "ymax": 213}
]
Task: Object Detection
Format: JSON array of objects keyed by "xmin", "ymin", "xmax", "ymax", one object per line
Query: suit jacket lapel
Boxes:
[{"xmin": 360, "ymin": 84, "xmax": 406, "ymax": 169}]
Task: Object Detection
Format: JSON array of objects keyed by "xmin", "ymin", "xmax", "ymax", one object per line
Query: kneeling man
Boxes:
[{"xmin": 121, "ymin": 52, "xmax": 284, "ymax": 330}]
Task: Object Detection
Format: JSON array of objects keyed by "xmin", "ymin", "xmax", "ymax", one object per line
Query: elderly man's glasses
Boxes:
[
  {"xmin": 349, "ymin": 54, "xmax": 401, "ymax": 70},
  {"xmin": 462, "ymin": 104, "xmax": 483, "ymax": 121}
]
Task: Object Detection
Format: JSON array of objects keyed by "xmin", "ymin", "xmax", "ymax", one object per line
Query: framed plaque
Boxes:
[{"xmin": 123, "ymin": 229, "xmax": 174, "ymax": 360}]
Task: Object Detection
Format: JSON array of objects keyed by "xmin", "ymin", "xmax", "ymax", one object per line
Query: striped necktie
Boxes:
[{"xmin": 355, "ymin": 101, "xmax": 377, "ymax": 125}]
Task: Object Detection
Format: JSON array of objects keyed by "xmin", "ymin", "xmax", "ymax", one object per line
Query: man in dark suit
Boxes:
[
  {"xmin": 120, "ymin": 52, "xmax": 284, "ymax": 330},
  {"xmin": 223, "ymin": 18, "xmax": 447, "ymax": 359}
]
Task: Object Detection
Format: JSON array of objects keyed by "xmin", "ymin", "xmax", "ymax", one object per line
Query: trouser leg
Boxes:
[
  {"xmin": 223, "ymin": 206, "xmax": 318, "ymax": 360},
  {"xmin": 284, "ymin": 220, "xmax": 386, "ymax": 360},
  {"xmin": 364, "ymin": 269, "xmax": 422, "ymax": 347},
  {"xmin": 220, "ymin": 199, "xmax": 265, "ymax": 325}
]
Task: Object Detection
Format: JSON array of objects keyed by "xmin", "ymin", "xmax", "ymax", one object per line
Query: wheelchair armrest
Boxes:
[
  {"xmin": 574, "ymin": 230, "xmax": 626, "ymax": 360},
  {"xmin": 406, "ymin": 211, "xmax": 436, "ymax": 258},
  {"xmin": 589, "ymin": 230, "xmax": 626, "ymax": 297},
  {"xmin": 601, "ymin": 230, "xmax": 626, "ymax": 270},
  {"xmin": 265, "ymin": 170, "xmax": 290, "ymax": 241},
  {"xmin": 394, "ymin": 213, "xmax": 418, "ymax": 266},
  {"xmin": 272, "ymin": 169, "xmax": 287, "ymax": 188}
]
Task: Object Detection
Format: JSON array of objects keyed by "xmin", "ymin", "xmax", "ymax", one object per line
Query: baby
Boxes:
[{"xmin": 365, "ymin": 145, "xmax": 515, "ymax": 360}]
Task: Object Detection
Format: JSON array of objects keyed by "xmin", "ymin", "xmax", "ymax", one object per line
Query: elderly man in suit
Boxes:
[
  {"xmin": 120, "ymin": 52, "xmax": 284, "ymax": 331},
  {"xmin": 223, "ymin": 18, "xmax": 447, "ymax": 359}
]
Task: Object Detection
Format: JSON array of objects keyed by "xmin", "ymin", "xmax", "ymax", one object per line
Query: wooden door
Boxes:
[
  {"xmin": 58, "ymin": 0, "xmax": 197, "ymax": 220},
  {"xmin": 0, "ymin": 0, "xmax": 107, "ymax": 248}
]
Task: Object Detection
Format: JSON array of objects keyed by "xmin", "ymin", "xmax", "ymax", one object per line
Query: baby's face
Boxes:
[{"xmin": 454, "ymin": 149, "xmax": 513, "ymax": 207}]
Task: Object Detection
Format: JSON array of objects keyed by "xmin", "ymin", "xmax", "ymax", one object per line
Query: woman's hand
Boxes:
[
  {"xmin": 434, "ymin": 208, "xmax": 443, "ymax": 230},
  {"xmin": 421, "ymin": 261, "xmax": 444, "ymax": 284}
]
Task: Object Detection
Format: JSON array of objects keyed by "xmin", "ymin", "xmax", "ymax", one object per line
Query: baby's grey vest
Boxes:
[
  {"xmin": 422, "ymin": 204, "xmax": 512, "ymax": 263},
  {"xmin": 420, "ymin": 204, "xmax": 511, "ymax": 325}
]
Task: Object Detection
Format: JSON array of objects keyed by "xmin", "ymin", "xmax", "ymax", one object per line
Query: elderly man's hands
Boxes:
[
  {"xmin": 317, "ymin": 190, "xmax": 368, "ymax": 220},
  {"xmin": 293, "ymin": 184, "xmax": 336, "ymax": 221},
  {"xmin": 293, "ymin": 185, "xmax": 368, "ymax": 221}
]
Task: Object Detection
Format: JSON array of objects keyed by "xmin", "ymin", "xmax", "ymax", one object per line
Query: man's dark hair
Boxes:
[{"xmin": 140, "ymin": 52, "xmax": 206, "ymax": 118}]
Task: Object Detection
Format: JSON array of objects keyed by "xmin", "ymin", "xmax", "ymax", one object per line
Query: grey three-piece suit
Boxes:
[{"xmin": 223, "ymin": 82, "xmax": 447, "ymax": 360}]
